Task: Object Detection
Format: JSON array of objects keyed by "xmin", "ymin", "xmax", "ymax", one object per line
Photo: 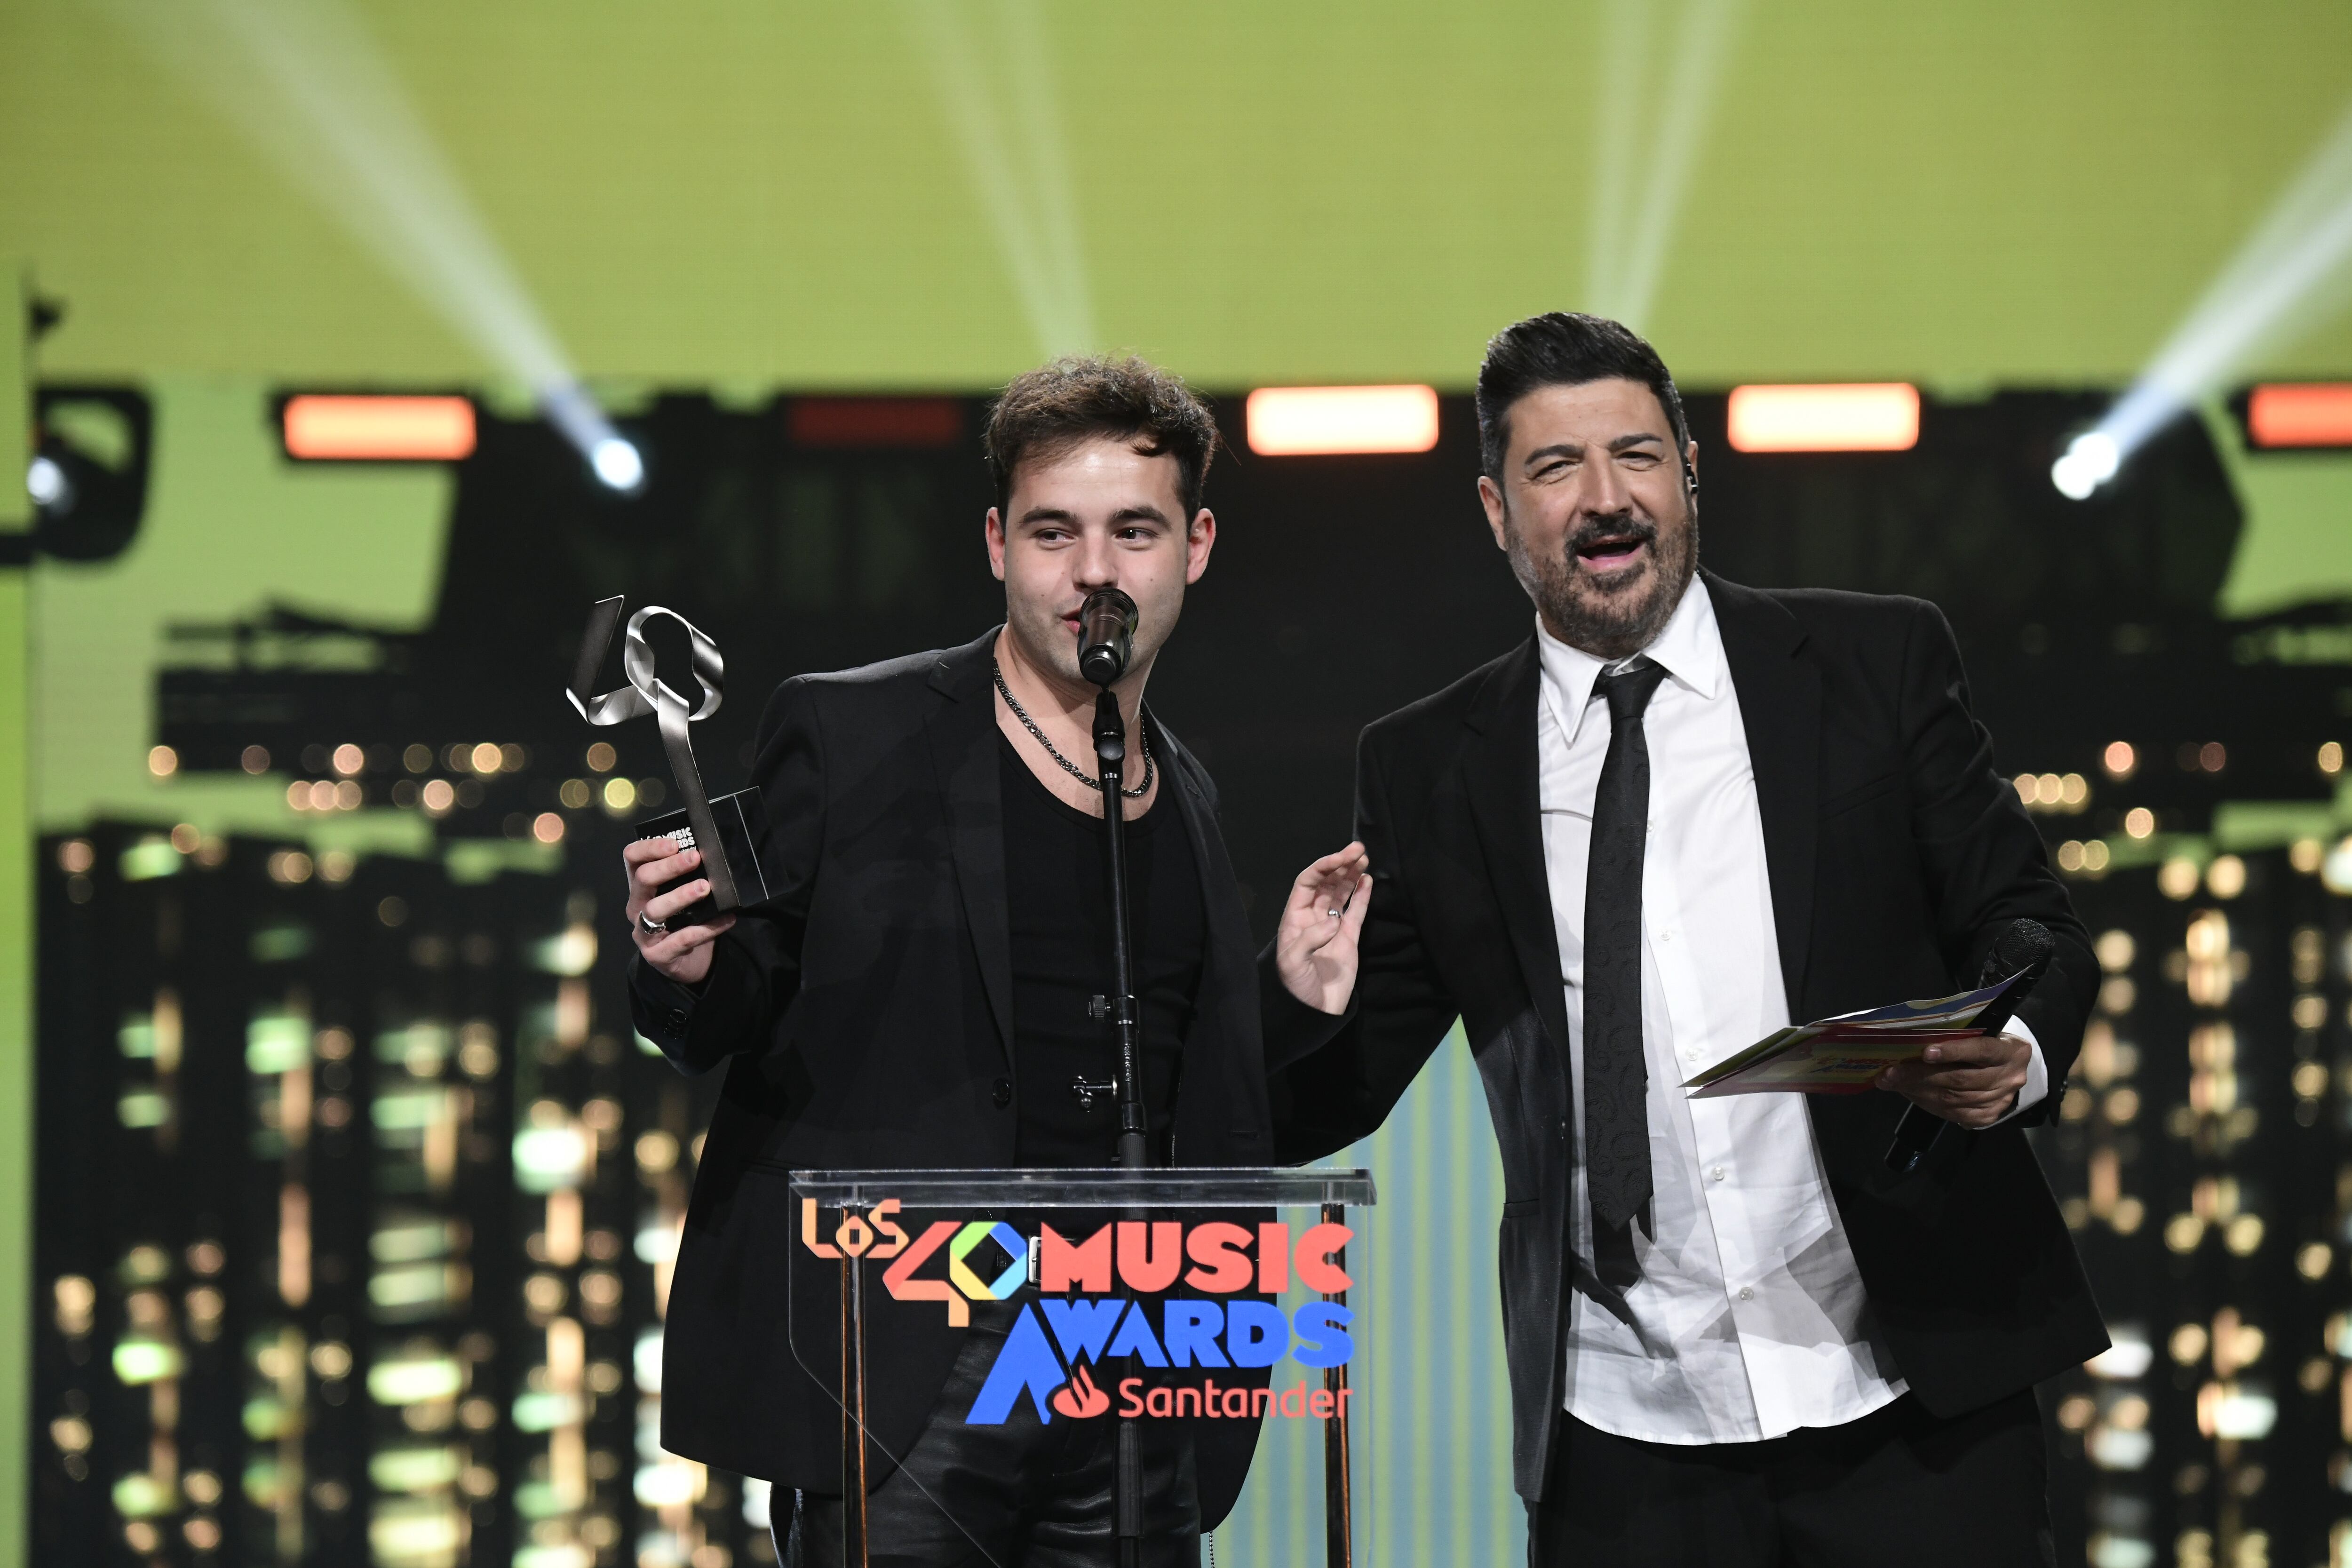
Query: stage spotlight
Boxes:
[
  {"xmin": 2052, "ymin": 431, "xmax": 2121, "ymax": 501},
  {"xmin": 26, "ymin": 455, "xmax": 69, "ymax": 510},
  {"xmin": 2059, "ymin": 99, "xmax": 2352, "ymax": 496},
  {"xmin": 113, "ymin": 0, "xmax": 630, "ymax": 499},
  {"xmin": 30, "ymin": 387, "xmax": 152, "ymax": 561},
  {"xmin": 589, "ymin": 437, "xmax": 645, "ymax": 493}
]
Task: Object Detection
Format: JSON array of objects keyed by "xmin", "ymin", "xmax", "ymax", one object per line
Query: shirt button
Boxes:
[
  {"xmin": 1737, "ymin": 1286, "xmax": 1754, "ymax": 1301},
  {"xmin": 666, "ymin": 1009, "xmax": 689, "ymax": 1033},
  {"xmin": 992, "ymin": 1077, "xmax": 1013, "ymax": 1108},
  {"xmin": 1711, "ymin": 1166, "xmax": 1726, "ymax": 1182}
]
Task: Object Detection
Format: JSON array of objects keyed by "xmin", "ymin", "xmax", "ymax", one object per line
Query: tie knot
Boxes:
[{"xmin": 1595, "ymin": 659, "xmax": 1668, "ymax": 723}]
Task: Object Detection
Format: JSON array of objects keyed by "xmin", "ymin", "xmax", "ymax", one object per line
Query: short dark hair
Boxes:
[
  {"xmin": 984, "ymin": 355, "xmax": 1219, "ymax": 518},
  {"xmin": 1476, "ymin": 312, "xmax": 1692, "ymax": 485}
]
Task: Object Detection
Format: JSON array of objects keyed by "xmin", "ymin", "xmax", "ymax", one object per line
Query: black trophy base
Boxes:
[{"xmin": 637, "ymin": 788, "xmax": 770, "ymax": 924}]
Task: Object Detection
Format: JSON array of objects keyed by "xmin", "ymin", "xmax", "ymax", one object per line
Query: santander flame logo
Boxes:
[{"xmin": 1049, "ymin": 1363, "xmax": 1112, "ymax": 1419}]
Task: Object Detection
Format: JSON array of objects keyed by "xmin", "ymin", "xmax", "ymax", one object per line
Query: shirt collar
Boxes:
[{"xmin": 1533, "ymin": 574, "xmax": 1723, "ymax": 747}]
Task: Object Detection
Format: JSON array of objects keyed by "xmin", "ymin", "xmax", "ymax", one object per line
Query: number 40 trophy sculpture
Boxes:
[{"xmin": 565, "ymin": 597, "xmax": 769, "ymax": 923}]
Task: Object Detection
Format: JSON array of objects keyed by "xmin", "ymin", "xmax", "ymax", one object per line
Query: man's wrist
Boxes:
[
  {"xmin": 629, "ymin": 952, "xmax": 707, "ymax": 1039},
  {"xmin": 1258, "ymin": 947, "xmax": 1356, "ymax": 1068},
  {"xmin": 1285, "ymin": 971, "xmax": 1345, "ymax": 1017},
  {"xmin": 1990, "ymin": 1022, "xmax": 2047, "ymax": 1126}
]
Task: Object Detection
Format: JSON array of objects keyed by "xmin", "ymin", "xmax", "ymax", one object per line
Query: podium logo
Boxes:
[
  {"xmin": 1049, "ymin": 1364, "xmax": 1112, "ymax": 1419},
  {"xmin": 801, "ymin": 1204, "xmax": 1358, "ymax": 1427}
]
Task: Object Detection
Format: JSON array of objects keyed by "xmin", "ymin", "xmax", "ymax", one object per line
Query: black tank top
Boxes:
[{"xmin": 998, "ymin": 729, "xmax": 1206, "ymax": 1166}]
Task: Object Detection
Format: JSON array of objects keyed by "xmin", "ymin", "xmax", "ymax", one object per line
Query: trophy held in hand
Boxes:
[{"xmin": 566, "ymin": 596, "xmax": 769, "ymax": 925}]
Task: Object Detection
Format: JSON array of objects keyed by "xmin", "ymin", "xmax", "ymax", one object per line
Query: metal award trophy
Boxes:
[{"xmin": 566, "ymin": 596, "xmax": 769, "ymax": 924}]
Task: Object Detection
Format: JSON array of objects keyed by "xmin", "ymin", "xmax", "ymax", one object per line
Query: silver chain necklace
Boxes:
[{"xmin": 993, "ymin": 660, "xmax": 1154, "ymax": 798}]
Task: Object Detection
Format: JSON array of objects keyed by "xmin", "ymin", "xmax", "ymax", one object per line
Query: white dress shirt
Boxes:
[{"xmin": 1536, "ymin": 577, "xmax": 2045, "ymax": 1444}]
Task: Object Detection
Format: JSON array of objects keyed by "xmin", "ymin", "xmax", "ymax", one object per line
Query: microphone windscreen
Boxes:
[
  {"xmin": 1078, "ymin": 589, "xmax": 1138, "ymax": 686},
  {"xmin": 1980, "ymin": 917, "xmax": 2056, "ymax": 986}
]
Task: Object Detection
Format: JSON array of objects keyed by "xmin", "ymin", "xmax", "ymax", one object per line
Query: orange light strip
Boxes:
[
  {"xmin": 283, "ymin": 394, "xmax": 477, "ymax": 460},
  {"xmin": 1245, "ymin": 385, "xmax": 1440, "ymax": 457},
  {"xmin": 1725, "ymin": 383, "xmax": 1920, "ymax": 453},
  {"xmin": 2247, "ymin": 383, "xmax": 2352, "ymax": 447}
]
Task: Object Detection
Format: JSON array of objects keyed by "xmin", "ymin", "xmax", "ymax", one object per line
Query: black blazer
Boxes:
[
  {"xmin": 1268, "ymin": 571, "xmax": 2109, "ymax": 1500},
  {"xmin": 630, "ymin": 629, "xmax": 1286, "ymax": 1523}
]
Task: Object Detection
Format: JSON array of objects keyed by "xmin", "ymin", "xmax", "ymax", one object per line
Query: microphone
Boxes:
[
  {"xmin": 1077, "ymin": 589, "xmax": 1138, "ymax": 688},
  {"xmin": 1882, "ymin": 918, "xmax": 2057, "ymax": 1175},
  {"xmin": 1967, "ymin": 918, "xmax": 2057, "ymax": 1038}
]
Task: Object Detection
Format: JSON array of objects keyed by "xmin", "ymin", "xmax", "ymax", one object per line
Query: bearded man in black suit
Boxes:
[{"xmin": 1270, "ymin": 313, "xmax": 2106, "ymax": 1566}]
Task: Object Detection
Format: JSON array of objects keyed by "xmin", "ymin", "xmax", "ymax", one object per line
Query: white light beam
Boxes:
[
  {"xmin": 1612, "ymin": 0, "xmax": 1750, "ymax": 333},
  {"xmin": 2060, "ymin": 96, "xmax": 2352, "ymax": 497},
  {"xmin": 904, "ymin": 0, "xmax": 1096, "ymax": 358},
  {"xmin": 1585, "ymin": 0, "xmax": 1751, "ymax": 332},
  {"xmin": 106, "ymin": 0, "xmax": 638, "ymax": 485}
]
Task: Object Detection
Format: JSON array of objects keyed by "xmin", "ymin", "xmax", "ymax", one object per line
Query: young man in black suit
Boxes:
[
  {"xmin": 624, "ymin": 357, "xmax": 1371, "ymax": 1566},
  {"xmin": 1270, "ymin": 313, "xmax": 2107, "ymax": 1565}
]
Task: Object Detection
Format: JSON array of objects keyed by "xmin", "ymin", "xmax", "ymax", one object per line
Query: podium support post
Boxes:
[
  {"xmin": 840, "ymin": 1258, "xmax": 870, "ymax": 1564},
  {"xmin": 1321, "ymin": 1199, "xmax": 1354, "ymax": 1568},
  {"xmin": 1091, "ymin": 686, "xmax": 1152, "ymax": 1568}
]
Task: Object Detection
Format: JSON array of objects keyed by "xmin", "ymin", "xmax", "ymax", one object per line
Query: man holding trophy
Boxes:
[{"xmin": 621, "ymin": 356, "xmax": 1372, "ymax": 1565}]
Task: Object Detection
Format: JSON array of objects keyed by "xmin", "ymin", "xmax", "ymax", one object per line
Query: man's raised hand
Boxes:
[
  {"xmin": 1274, "ymin": 842, "xmax": 1372, "ymax": 1016},
  {"xmin": 623, "ymin": 837, "xmax": 736, "ymax": 985}
]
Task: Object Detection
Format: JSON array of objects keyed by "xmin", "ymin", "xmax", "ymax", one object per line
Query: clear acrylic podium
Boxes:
[{"xmin": 790, "ymin": 1167, "xmax": 1377, "ymax": 1567}]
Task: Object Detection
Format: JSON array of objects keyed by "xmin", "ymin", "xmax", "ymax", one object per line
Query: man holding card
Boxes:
[{"xmin": 1268, "ymin": 313, "xmax": 2107, "ymax": 1565}]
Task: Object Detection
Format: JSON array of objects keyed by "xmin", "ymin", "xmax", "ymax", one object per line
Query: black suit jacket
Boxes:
[
  {"xmin": 1269, "ymin": 571, "xmax": 2109, "ymax": 1500},
  {"xmin": 630, "ymin": 629, "xmax": 1288, "ymax": 1523}
]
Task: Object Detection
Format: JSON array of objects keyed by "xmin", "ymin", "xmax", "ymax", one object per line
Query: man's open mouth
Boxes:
[{"xmin": 1573, "ymin": 533, "xmax": 1651, "ymax": 575}]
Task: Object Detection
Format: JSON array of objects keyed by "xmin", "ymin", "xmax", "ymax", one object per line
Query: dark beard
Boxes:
[{"xmin": 1505, "ymin": 504, "xmax": 1700, "ymax": 660}]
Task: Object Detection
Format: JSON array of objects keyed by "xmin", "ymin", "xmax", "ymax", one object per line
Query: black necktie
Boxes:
[{"xmin": 1583, "ymin": 659, "xmax": 1669, "ymax": 1245}]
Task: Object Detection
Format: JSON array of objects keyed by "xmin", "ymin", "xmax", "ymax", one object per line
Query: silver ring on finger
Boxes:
[{"xmin": 638, "ymin": 912, "xmax": 668, "ymax": 935}]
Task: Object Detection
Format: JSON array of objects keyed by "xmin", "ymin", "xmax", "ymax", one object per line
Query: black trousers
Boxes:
[
  {"xmin": 778, "ymin": 1310, "xmax": 1201, "ymax": 1568},
  {"xmin": 1529, "ymin": 1390, "xmax": 2055, "ymax": 1568}
]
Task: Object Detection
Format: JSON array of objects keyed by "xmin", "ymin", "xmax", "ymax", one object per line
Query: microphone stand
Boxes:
[
  {"xmin": 1093, "ymin": 687, "xmax": 1151, "ymax": 1173},
  {"xmin": 1091, "ymin": 685, "xmax": 1150, "ymax": 1568}
]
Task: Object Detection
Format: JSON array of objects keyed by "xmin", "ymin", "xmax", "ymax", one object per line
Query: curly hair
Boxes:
[{"xmin": 984, "ymin": 355, "xmax": 1220, "ymax": 517}]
